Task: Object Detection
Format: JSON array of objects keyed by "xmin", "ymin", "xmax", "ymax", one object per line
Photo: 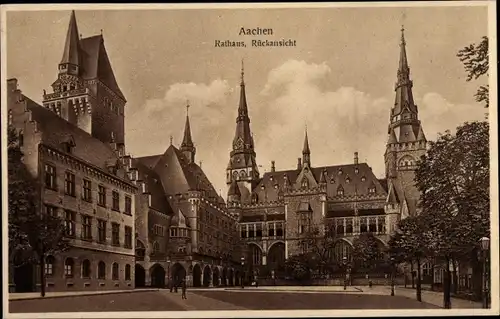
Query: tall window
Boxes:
[
  {"xmin": 125, "ymin": 264, "xmax": 131, "ymax": 281},
  {"xmin": 112, "ymin": 191, "xmax": 120, "ymax": 211},
  {"xmin": 125, "ymin": 196, "xmax": 132, "ymax": 215},
  {"xmin": 82, "ymin": 179, "xmax": 92, "ymax": 202},
  {"xmin": 98, "ymin": 220, "xmax": 106, "ymax": 243},
  {"xmin": 124, "ymin": 226, "xmax": 132, "ymax": 249},
  {"xmin": 298, "ymin": 212, "xmax": 312, "ymax": 234},
  {"xmin": 112, "ymin": 223, "xmax": 120, "ymax": 246},
  {"xmin": 81, "ymin": 215, "xmax": 92, "ymax": 240},
  {"xmin": 64, "ymin": 210, "xmax": 76, "ymax": 237},
  {"xmin": 45, "ymin": 255, "xmax": 55, "ymax": 276},
  {"xmin": 45, "ymin": 164, "xmax": 57, "ymax": 190},
  {"xmin": 98, "ymin": 261, "xmax": 106, "ymax": 279},
  {"xmin": 152, "ymin": 241, "xmax": 160, "ymax": 255},
  {"xmin": 98, "ymin": 185, "xmax": 106, "ymax": 206},
  {"xmin": 82, "ymin": 259, "xmax": 91, "ymax": 278},
  {"xmin": 64, "ymin": 258, "xmax": 74, "ymax": 277},
  {"xmin": 112, "ymin": 263, "xmax": 119, "ymax": 280},
  {"xmin": 45, "ymin": 205, "xmax": 57, "ymax": 217},
  {"xmin": 64, "ymin": 171, "xmax": 76, "ymax": 196}
]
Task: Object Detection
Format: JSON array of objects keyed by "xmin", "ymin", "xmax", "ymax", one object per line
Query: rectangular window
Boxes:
[
  {"xmin": 268, "ymin": 226, "xmax": 275, "ymax": 237},
  {"xmin": 112, "ymin": 223, "xmax": 120, "ymax": 246},
  {"xmin": 125, "ymin": 226, "xmax": 132, "ymax": 248},
  {"xmin": 81, "ymin": 215, "xmax": 92, "ymax": 240},
  {"xmin": 44, "ymin": 164, "xmax": 57, "ymax": 190},
  {"xmin": 45, "ymin": 205, "xmax": 57, "ymax": 217},
  {"xmin": 64, "ymin": 210, "xmax": 76, "ymax": 237},
  {"xmin": 64, "ymin": 171, "xmax": 76, "ymax": 196},
  {"xmin": 82, "ymin": 179, "xmax": 92, "ymax": 202},
  {"xmin": 112, "ymin": 191, "xmax": 120, "ymax": 211},
  {"xmin": 98, "ymin": 185, "xmax": 106, "ymax": 206},
  {"xmin": 98, "ymin": 219, "xmax": 106, "ymax": 243},
  {"xmin": 125, "ymin": 196, "xmax": 132, "ymax": 215}
]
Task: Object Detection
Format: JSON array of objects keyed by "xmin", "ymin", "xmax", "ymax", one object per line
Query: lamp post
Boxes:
[
  {"xmin": 343, "ymin": 256, "xmax": 347, "ymax": 290},
  {"xmin": 480, "ymin": 237, "xmax": 490, "ymax": 309},
  {"xmin": 390, "ymin": 257, "xmax": 395, "ymax": 296},
  {"xmin": 167, "ymin": 258, "xmax": 171, "ymax": 292},
  {"xmin": 241, "ymin": 257, "xmax": 245, "ymax": 289}
]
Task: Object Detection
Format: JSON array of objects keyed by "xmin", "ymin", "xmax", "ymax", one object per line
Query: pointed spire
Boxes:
[
  {"xmin": 238, "ymin": 59, "xmax": 248, "ymax": 117},
  {"xmin": 170, "ymin": 135, "xmax": 173, "ymax": 145},
  {"xmin": 303, "ymin": 126, "xmax": 310, "ymax": 155},
  {"xmin": 388, "ymin": 127, "xmax": 398, "ymax": 144},
  {"xmin": 181, "ymin": 101, "xmax": 193, "ymax": 148},
  {"xmin": 417, "ymin": 125, "xmax": 427, "ymax": 141},
  {"xmin": 398, "ymin": 25, "xmax": 409, "ymax": 77},
  {"xmin": 60, "ymin": 10, "xmax": 81, "ymax": 69}
]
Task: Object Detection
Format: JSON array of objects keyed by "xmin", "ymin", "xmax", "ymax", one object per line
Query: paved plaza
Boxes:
[{"xmin": 8, "ymin": 285, "xmax": 482, "ymax": 313}]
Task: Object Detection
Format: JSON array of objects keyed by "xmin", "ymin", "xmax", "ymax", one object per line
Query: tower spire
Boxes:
[
  {"xmin": 180, "ymin": 101, "xmax": 196, "ymax": 163},
  {"xmin": 59, "ymin": 10, "xmax": 81, "ymax": 75},
  {"xmin": 302, "ymin": 127, "xmax": 311, "ymax": 167}
]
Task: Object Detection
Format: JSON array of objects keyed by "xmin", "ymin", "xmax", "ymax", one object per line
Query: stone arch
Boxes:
[
  {"xmin": 239, "ymin": 170, "xmax": 247, "ymax": 178},
  {"xmin": 171, "ymin": 263, "xmax": 186, "ymax": 286},
  {"xmin": 202, "ymin": 265, "xmax": 211, "ymax": 287},
  {"xmin": 192, "ymin": 263, "xmax": 202, "ymax": 287},
  {"xmin": 222, "ymin": 267, "xmax": 228, "ymax": 286},
  {"xmin": 135, "ymin": 264, "xmax": 146, "ymax": 287},
  {"xmin": 398, "ymin": 155, "xmax": 416, "ymax": 167},
  {"xmin": 267, "ymin": 241, "xmax": 286, "ymax": 271},
  {"xmin": 150, "ymin": 263, "xmax": 166, "ymax": 288},
  {"xmin": 213, "ymin": 266, "xmax": 220, "ymax": 287},
  {"xmin": 332, "ymin": 239, "xmax": 354, "ymax": 262},
  {"xmin": 247, "ymin": 243, "xmax": 263, "ymax": 266}
]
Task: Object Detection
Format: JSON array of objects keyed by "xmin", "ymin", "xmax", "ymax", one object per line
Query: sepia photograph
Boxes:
[{"xmin": 1, "ymin": 2, "xmax": 498, "ymax": 318}]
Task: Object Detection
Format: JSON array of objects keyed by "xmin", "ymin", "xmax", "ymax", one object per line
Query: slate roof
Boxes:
[
  {"xmin": 131, "ymin": 158, "xmax": 172, "ymax": 214},
  {"xmin": 26, "ymin": 99, "xmax": 130, "ymax": 182},
  {"xmin": 78, "ymin": 35, "xmax": 125, "ymax": 100},
  {"xmin": 252, "ymin": 162, "xmax": 387, "ymax": 203}
]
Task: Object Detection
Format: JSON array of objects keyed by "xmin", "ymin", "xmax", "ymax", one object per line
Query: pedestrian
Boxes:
[{"xmin": 181, "ymin": 279, "xmax": 187, "ymax": 300}]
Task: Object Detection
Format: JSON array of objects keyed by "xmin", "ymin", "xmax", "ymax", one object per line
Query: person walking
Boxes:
[{"xmin": 181, "ymin": 279, "xmax": 187, "ymax": 300}]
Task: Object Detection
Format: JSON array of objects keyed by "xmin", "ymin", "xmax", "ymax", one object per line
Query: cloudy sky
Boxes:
[{"xmin": 6, "ymin": 4, "xmax": 489, "ymax": 195}]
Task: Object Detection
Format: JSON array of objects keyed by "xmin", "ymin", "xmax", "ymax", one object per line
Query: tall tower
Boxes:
[
  {"xmin": 384, "ymin": 26, "xmax": 427, "ymax": 213},
  {"xmin": 226, "ymin": 60, "xmax": 259, "ymax": 203},
  {"xmin": 180, "ymin": 102, "xmax": 196, "ymax": 164},
  {"xmin": 42, "ymin": 10, "xmax": 127, "ymax": 153}
]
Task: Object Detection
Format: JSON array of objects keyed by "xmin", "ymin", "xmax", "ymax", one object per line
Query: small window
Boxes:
[
  {"xmin": 111, "ymin": 223, "xmax": 120, "ymax": 246},
  {"xmin": 98, "ymin": 185, "xmax": 106, "ymax": 206},
  {"xmin": 125, "ymin": 196, "xmax": 132, "ymax": 215},
  {"xmin": 82, "ymin": 179, "xmax": 92, "ymax": 202},
  {"xmin": 82, "ymin": 259, "xmax": 91, "ymax": 278},
  {"xmin": 64, "ymin": 171, "xmax": 76, "ymax": 196},
  {"xmin": 98, "ymin": 261, "xmax": 106, "ymax": 279},
  {"xmin": 44, "ymin": 164, "xmax": 57, "ymax": 190},
  {"xmin": 124, "ymin": 226, "xmax": 132, "ymax": 249},
  {"xmin": 361, "ymin": 176, "xmax": 366, "ymax": 182},
  {"xmin": 45, "ymin": 255, "xmax": 55, "ymax": 276},
  {"xmin": 152, "ymin": 241, "xmax": 160, "ymax": 254},
  {"xmin": 112, "ymin": 263, "xmax": 119, "ymax": 280},
  {"xmin": 64, "ymin": 210, "xmax": 76, "ymax": 237},
  {"xmin": 98, "ymin": 220, "xmax": 106, "ymax": 243},
  {"xmin": 125, "ymin": 264, "xmax": 131, "ymax": 281},
  {"xmin": 338, "ymin": 169, "xmax": 343, "ymax": 175},
  {"xmin": 81, "ymin": 215, "xmax": 92, "ymax": 240},
  {"xmin": 112, "ymin": 191, "xmax": 120, "ymax": 211},
  {"xmin": 345, "ymin": 177, "xmax": 351, "ymax": 184},
  {"xmin": 64, "ymin": 258, "xmax": 74, "ymax": 277}
]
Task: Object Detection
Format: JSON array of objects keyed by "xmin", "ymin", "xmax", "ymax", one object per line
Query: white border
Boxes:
[{"xmin": 1, "ymin": 1, "xmax": 498, "ymax": 318}]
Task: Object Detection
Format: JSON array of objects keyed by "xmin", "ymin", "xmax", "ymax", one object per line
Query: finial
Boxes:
[
  {"xmin": 100, "ymin": 29, "xmax": 103, "ymax": 35},
  {"xmin": 240, "ymin": 58, "xmax": 244, "ymax": 84},
  {"xmin": 170, "ymin": 135, "xmax": 173, "ymax": 145},
  {"xmin": 186, "ymin": 100, "xmax": 190, "ymax": 116}
]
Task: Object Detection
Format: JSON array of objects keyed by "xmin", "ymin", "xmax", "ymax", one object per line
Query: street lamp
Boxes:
[
  {"xmin": 167, "ymin": 258, "xmax": 171, "ymax": 292},
  {"xmin": 343, "ymin": 256, "xmax": 347, "ymax": 290},
  {"xmin": 390, "ymin": 257, "xmax": 395, "ymax": 296},
  {"xmin": 480, "ymin": 237, "xmax": 490, "ymax": 309},
  {"xmin": 241, "ymin": 257, "xmax": 245, "ymax": 289}
]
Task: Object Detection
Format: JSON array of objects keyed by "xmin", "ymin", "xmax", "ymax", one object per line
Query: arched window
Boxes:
[
  {"xmin": 301, "ymin": 177, "xmax": 309, "ymax": 189},
  {"xmin": 239, "ymin": 170, "xmax": 247, "ymax": 178},
  {"xmin": 82, "ymin": 259, "xmax": 91, "ymax": 278},
  {"xmin": 337, "ymin": 185, "xmax": 344, "ymax": 196},
  {"xmin": 112, "ymin": 263, "xmax": 119, "ymax": 280},
  {"xmin": 152, "ymin": 241, "xmax": 160, "ymax": 255},
  {"xmin": 125, "ymin": 264, "xmax": 131, "ymax": 281},
  {"xmin": 64, "ymin": 258, "xmax": 74, "ymax": 277},
  {"xmin": 232, "ymin": 171, "xmax": 238, "ymax": 181},
  {"xmin": 45, "ymin": 255, "xmax": 55, "ymax": 276},
  {"xmin": 333, "ymin": 241, "xmax": 353, "ymax": 262},
  {"xmin": 98, "ymin": 261, "xmax": 106, "ymax": 279},
  {"xmin": 250, "ymin": 245, "xmax": 262, "ymax": 266}
]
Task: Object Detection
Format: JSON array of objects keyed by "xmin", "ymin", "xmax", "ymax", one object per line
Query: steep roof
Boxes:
[
  {"xmin": 79, "ymin": 35, "xmax": 125, "ymax": 100},
  {"xmin": 60, "ymin": 10, "xmax": 80, "ymax": 66},
  {"xmin": 25, "ymin": 98, "xmax": 131, "ymax": 182},
  {"xmin": 132, "ymin": 158, "xmax": 172, "ymax": 214},
  {"xmin": 252, "ymin": 162, "xmax": 387, "ymax": 203}
]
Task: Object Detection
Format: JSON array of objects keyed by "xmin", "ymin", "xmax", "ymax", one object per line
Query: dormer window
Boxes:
[
  {"xmin": 338, "ymin": 169, "xmax": 343, "ymax": 175},
  {"xmin": 354, "ymin": 167, "xmax": 359, "ymax": 174},
  {"xmin": 369, "ymin": 187, "xmax": 376, "ymax": 194},
  {"xmin": 301, "ymin": 177, "xmax": 309, "ymax": 189},
  {"xmin": 330, "ymin": 177, "xmax": 335, "ymax": 184},
  {"xmin": 345, "ymin": 177, "xmax": 351, "ymax": 184},
  {"xmin": 337, "ymin": 186, "xmax": 344, "ymax": 196},
  {"xmin": 361, "ymin": 176, "xmax": 366, "ymax": 182},
  {"xmin": 274, "ymin": 184, "xmax": 279, "ymax": 189}
]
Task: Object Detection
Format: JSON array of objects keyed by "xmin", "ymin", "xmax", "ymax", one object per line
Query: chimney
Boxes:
[
  {"xmin": 354, "ymin": 152, "xmax": 359, "ymax": 165},
  {"xmin": 271, "ymin": 161, "xmax": 275, "ymax": 172},
  {"xmin": 297, "ymin": 158, "xmax": 302, "ymax": 170}
]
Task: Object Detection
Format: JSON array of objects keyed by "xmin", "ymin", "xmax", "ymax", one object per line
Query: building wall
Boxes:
[{"xmin": 42, "ymin": 247, "xmax": 134, "ymax": 292}]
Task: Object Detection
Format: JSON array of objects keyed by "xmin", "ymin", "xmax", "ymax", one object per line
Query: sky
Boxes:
[{"xmin": 6, "ymin": 5, "xmax": 489, "ymax": 196}]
